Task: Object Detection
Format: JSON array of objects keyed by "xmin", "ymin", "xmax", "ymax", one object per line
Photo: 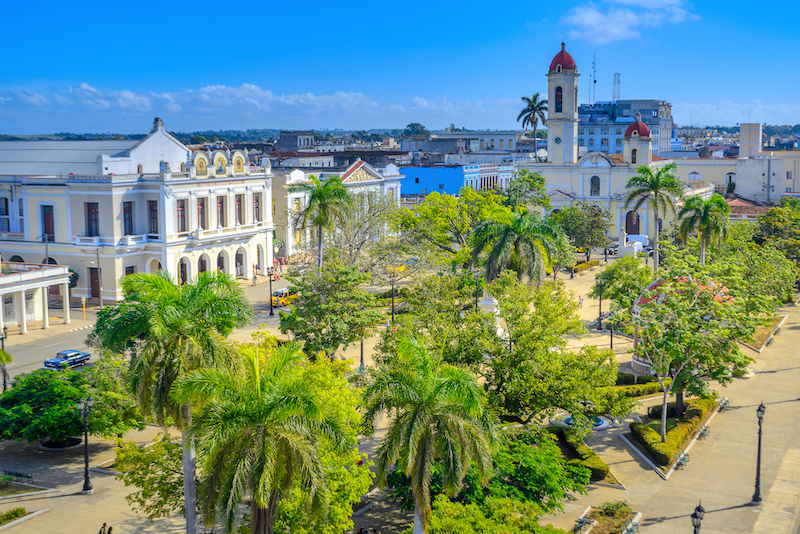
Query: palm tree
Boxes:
[
  {"xmin": 678, "ymin": 193, "xmax": 731, "ymax": 265},
  {"xmin": 172, "ymin": 343, "xmax": 347, "ymax": 534},
  {"xmin": 290, "ymin": 175, "xmax": 352, "ymax": 268},
  {"xmin": 471, "ymin": 206, "xmax": 564, "ymax": 283},
  {"xmin": 362, "ymin": 337, "xmax": 497, "ymax": 534},
  {"xmin": 516, "ymin": 93, "xmax": 548, "ymax": 157},
  {"xmin": 624, "ymin": 163, "xmax": 684, "ymax": 273},
  {"xmin": 0, "ymin": 349, "xmax": 11, "ymax": 392},
  {"xmin": 88, "ymin": 270, "xmax": 252, "ymax": 534}
]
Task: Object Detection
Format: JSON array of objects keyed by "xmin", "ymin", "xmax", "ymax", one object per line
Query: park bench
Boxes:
[
  {"xmin": 573, "ymin": 516, "xmax": 591, "ymax": 532},
  {"xmin": 676, "ymin": 452, "xmax": 690, "ymax": 469},
  {"xmin": 719, "ymin": 397, "xmax": 730, "ymax": 411},
  {"xmin": 775, "ymin": 326, "xmax": 782, "ymax": 336},
  {"xmin": 698, "ymin": 423, "xmax": 710, "ymax": 439},
  {"xmin": 3, "ymin": 470, "xmax": 33, "ymax": 483},
  {"xmin": 621, "ymin": 519, "xmax": 640, "ymax": 533},
  {"xmin": 766, "ymin": 336, "xmax": 774, "ymax": 346}
]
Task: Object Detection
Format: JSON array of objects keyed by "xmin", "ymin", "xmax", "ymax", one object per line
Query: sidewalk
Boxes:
[{"xmin": 2, "ymin": 298, "xmax": 99, "ymax": 350}]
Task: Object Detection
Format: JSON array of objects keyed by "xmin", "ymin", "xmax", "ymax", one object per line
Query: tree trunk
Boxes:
[
  {"xmin": 413, "ymin": 502, "xmax": 426, "ymax": 534},
  {"xmin": 653, "ymin": 204, "xmax": 660, "ymax": 273},
  {"xmin": 699, "ymin": 231, "xmax": 707, "ymax": 265},
  {"xmin": 252, "ymin": 486, "xmax": 279, "ymax": 534},
  {"xmin": 660, "ymin": 388, "xmax": 669, "ymax": 443},
  {"xmin": 181, "ymin": 404, "xmax": 197, "ymax": 534},
  {"xmin": 317, "ymin": 224, "xmax": 324, "ymax": 269},
  {"xmin": 675, "ymin": 381, "xmax": 685, "ymax": 418}
]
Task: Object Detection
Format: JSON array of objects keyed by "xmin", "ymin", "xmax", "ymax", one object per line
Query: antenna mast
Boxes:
[
  {"xmin": 612, "ymin": 73, "xmax": 621, "ymax": 101},
  {"xmin": 592, "ymin": 53, "xmax": 597, "ymax": 104}
]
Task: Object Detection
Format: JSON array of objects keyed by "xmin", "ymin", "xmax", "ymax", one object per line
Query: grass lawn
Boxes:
[
  {"xmin": 0, "ymin": 482, "xmax": 36, "ymax": 497},
  {"xmin": 751, "ymin": 315, "xmax": 785, "ymax": 348}
]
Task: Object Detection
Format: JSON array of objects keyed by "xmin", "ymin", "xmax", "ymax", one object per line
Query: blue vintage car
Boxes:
[{"xmin": 44, "ymin": 350, "xmax": 91, "ymax": 370}]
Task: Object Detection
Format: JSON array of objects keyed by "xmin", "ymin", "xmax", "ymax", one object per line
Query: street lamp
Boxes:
[
  {"xmin": 77, "ymin": 397, "xmax": 94, "ymax": 494},
  {"xmin": 751, "ymin": 401, "xmax": 766, "ymax": 506},
  {"xmin": 691, "ymin": 500, "xmax": 705, "ymax": 533},
  {"xmin": 595, "ymin": 275, "xmax": 606, "ymax": 331},
  {"xmin": 1, "ymin": 325, "xmax": 8, "ymax": 392},
  {"xmin": 266, "ymin": 266, "xmax": 275, "ymax": 316},
  {"xmin": 387, "ymin": 268, "xmax": 398, "ymax": 323},
  {"xmin": 474, "ymin": 270, "xmax": 482, "ymax": 312}
]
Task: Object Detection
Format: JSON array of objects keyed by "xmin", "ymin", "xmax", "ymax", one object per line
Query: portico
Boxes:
[{"xmin": 0, "ymin": 261, "xmax": 71, "ymax": 336}]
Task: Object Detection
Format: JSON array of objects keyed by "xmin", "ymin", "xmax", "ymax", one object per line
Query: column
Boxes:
[
  {"xmin": 16, "ymin": 291, "xmax": 27, "ymax": 335},
  {"xmin": 617, "ymin": 207, "xmax": 623, "ymax": 236},
  {"xmin": 0, "ymin": 293, "xmax": 5, "ymax": 332},
  {"xmin": 245, "ymin": 189, "xmax": 253, "ymax": 226},
  {"xmin": 643, "ymin": 207, "xmax": 649, "ymax": 236},
  {"xmin": 41, "ymin": 287, "xmax": 49, "ymax": 329},
  {"xmin": 189, "ymin": 192, "xmax": 198, "ymax": 233},
  {"xmin": 62, "ymin": 282, "xmax": 71, "ymax": 324},
  {"xmin": 228, "ymin": 190, "xmax": 235, "ymax": 227},
  {"xmin": 209, "ymin": 191, "xmax": 217, "ymax": 230}
]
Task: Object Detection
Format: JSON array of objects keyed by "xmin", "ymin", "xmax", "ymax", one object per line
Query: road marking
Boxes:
[{"xmin": 44, "ymin": 340, "xmax": 71, "ymax": 348}]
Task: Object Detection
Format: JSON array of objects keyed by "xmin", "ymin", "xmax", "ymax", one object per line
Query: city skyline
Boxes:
[{"xmin": 2, "ymin": 0, "xmax": 799, "ymax": 134}]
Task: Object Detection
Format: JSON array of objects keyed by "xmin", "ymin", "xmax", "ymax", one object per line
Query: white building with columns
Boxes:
[
  {"xmin": 0, "ymin": 118, "xmax": 275, "ymax": 304},
  {"xmin": 0, "ymin": 262, "xmax": 72, "ymax": 335}
]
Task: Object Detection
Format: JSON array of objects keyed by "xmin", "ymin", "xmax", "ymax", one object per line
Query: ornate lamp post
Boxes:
[
  {"xmin": 690, "ymin": 500, "xmax": 705, "ymax": 533},
  {"xmin": 595, "ymin": 275, "xmax": 606, "ymax": 331},
  {"xmin": 266, "ymin": 266, "xmax": 275, "ymax": 316},
  {"xmin": 77, "ymin": 397, "xmax": 94, "ymax": 494},
  {"xmin": 751, "ymin": 401, "xmax": 766, "ymax": 505}
]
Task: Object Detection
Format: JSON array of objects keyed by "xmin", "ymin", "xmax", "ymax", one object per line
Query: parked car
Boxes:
[
  {"xmin": 44, "ymin": 350, "xmax": 91, "ymax": 370},
  {"xmin": 271, "ymin": 288, "xmax": 299, "ymax": 308}
]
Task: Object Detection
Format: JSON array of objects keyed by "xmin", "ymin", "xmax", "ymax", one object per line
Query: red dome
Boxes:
[
  {"xmin": 625, "ymin": 113, "xmax": 650, "ymax": 137},
  {"xmin": 549, "ymin": 43, "xmax": 577, "ymax": 72}
]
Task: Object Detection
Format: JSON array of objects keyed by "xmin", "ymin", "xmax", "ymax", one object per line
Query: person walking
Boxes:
[
  {"xmin": 99, "ymin": 523, "xmax": 107, "ymax": 534},
  {"xmin": 578, "ymin": 296, "xmax": 583, "ymax": 308},
  {"xmin": 106, "ymin": 528, "xmax": 113, "ymax": 534}
]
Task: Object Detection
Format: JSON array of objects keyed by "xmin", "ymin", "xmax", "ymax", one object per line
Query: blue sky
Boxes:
[{"xmin": 2, "ymin": 0, "xmax": 799, "ymax": 134}]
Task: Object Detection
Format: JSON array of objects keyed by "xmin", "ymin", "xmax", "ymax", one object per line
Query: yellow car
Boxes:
[{"xmin": 271, "ymin": 288, "xmax": 299, "ymax": 308}]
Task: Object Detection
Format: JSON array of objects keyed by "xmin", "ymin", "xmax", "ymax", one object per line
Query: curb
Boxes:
[
  {"xmin": 0, "ymin": 481, "xmax": 58, "ymax": 501},
  {"xmin": 69, "ymin": 326, "xmax": 91, "ymax": 333},
  {"xmin": 0, "ymin": 508, "xmax": 49, "ymax": 531},
  {"xmin": 619, "ymin": 432, "xmax": 667, "ymax": 480},
  {"xmin": 663, "ymin": 404, "xmax": 722, "ymax": 479},
  {"xmin": 739, "ymin": 314, "xmax": 789, "ymax": 354}
]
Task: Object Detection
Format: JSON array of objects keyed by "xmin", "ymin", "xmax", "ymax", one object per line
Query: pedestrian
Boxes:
[
  {"xmin": 358, "ymin": 528, "xmax": 365, "ymax": 534},
  {"xmin": 99, "ymin": 523, "xmax": 107, "ymax": 534},
  {"xmin": 386, "ymin": 318, "xmax": 391, "ymax": 329},
  {"xmin": 107, "ymin": 528, "xmax": 113, "ymax": 534},
  {"xmin": 578, "ymin": 296, "xmax": 583, "ymax": 308},
  {"xmin": 279, "ymin": 261, "xmax": 283, "ymax": 275},
  {"xmin": 252, "ymin": 273, "xmax": 258, "ymax": 286}
]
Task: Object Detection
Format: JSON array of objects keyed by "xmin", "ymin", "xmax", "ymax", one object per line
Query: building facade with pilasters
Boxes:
[{"xmin": 0, "ymin": 119, "xmax": 275, "ymax": 304}]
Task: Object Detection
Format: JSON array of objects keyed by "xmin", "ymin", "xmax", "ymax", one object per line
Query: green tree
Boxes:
[
  {"xmin": 498, "ymin": 169, "xmax": 550, "ymax": 210},
  {"xmin": 678, "ymin": 193, "xmax": 731, "ymax": 265},
  {"xmin": 362, "ymin": 337, "xmax": 498, "ymax": 534},
  {"xmin": 754, "ymin": 202, "xmax": 800, "ymax": 265},
  {"xmin": 630, "ymin": 260, "xmax": 752, "ymax": 441},
  {"xmin": 471, "ymin": 206, "xmax": 564, "ymax": 283},
  {"xmin": 88, "ymin": 270, "xmax": 252, "ymax": 534},
  {"xmin": 325, "ymin": 190, "xmax": 399, "ymax": 266},
  {"xmin": 588, "ymin": 255, "xmax": 654, "ymax": 311},
  {"xmin": 172, "ymin": 343, "xmax": 350, "ymax": 534},
  {"xmin": 115, "ymin": 433, "xmax": 185, "ymax": 520},
  {"xmin": 403, "ymin": 123, "xmax": 430, "ymax": 137},
  {"xmin": 516, "ymin": 93, "xmax": 548, "ymax": 156},
  {"xmin": 549, "ymin": 202, "xmax": 612, "ymax": 262},
  {"xmin": 290, "ymin": 175, "xmax": 353, "ymax": 268},
  {"xmin": 189, "ymin": 135, "xmax": 207, "ymax": 145},
  {"xmin": 624, "ymin": 163, "xmax": 684, "ymax": 272},
  {"xmin": 0, "ymin": 368, "xmax": 143, "ymax": 443},
  {"xmin": 396, "ymin": 187, "xmax": 502, "ymax": 266},
  {"xmin": 84, "ymin": 353, "xmax": 146, "ymax": 438},
  {"xmin": 278, "ymin": 260, "xmax": 384, "ymax": 358}
]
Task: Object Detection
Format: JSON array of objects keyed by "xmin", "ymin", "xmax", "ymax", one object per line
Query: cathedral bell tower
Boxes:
[{"xmin": 547, "ymin": 43, "xmax": 579, "ymax": 165}]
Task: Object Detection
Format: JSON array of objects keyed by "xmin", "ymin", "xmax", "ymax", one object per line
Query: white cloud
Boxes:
[{"xmin": 564, "ymin": 0, "xmax": 698, "ymax": 44}]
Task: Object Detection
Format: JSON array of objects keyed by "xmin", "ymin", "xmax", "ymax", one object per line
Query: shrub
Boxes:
[
  {"xmin": 617, "ymin": 382, "xmax": 664, "ymax": 398},
  {"xmin": 375, "ymin": 288, "xmax": 411, "ymax": 299},
  {"xmin": 615, "ymin": 372, "xmax": 636, "ymax": 385},
  {"xmin": 597, "ymin": 500, "xmax": 632, "ymax": 518},
  {"xmin": 0, "ymin": 508, "xmax": 26, "ymax": 526},
  {"xmin": 574, "ymin": 260, "xmax": 601, "ymax": 274},
  {"xmin": 548, "ymin": 426, "xmax": 609, "ymax": 481},
  {"xmin": 630, "ymin": 398, "xmax": 715, "ymax": 466}
]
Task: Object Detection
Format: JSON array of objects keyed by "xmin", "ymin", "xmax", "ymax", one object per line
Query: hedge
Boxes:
[
  {"xmin": 615, "ymin": 372, "xmax": 658, "ymax": 385},
  {"xmin": 548, "ymin": 426, "xmax": 610, "ymax": 481},
  {"xmin": 574, "ymin": 260, "xmax": 601, "ymax": 274},
  {"xmin": 0, "ymin": 508, "xmax": 26, "ymax": 526},
  {"xmin": 616, "ymin": 381, "xmax": 666, "ymax": 398},
  {"xmin": 375, "ymin": 288, "xmax": 411, "ymax": 299},
  {"xmin": 629, "ymin": 398, "xmax": 715, "ymax": 466}
]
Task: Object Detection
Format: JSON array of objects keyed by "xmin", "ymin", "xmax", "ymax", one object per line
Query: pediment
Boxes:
[{"xmin": 577, "ymin": 152, "xmax": 613, "ymax": 169}]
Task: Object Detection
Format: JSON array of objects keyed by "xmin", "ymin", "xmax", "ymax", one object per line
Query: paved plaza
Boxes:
[{"xmin": 2, "ymin": 258, "xmax": 800, "ymax": 533}]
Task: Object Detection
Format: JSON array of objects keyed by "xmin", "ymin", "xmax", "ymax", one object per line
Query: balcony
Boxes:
[
  {"xmin": 0, "ymin": 232, "xmax": 25, "ymax": 241},
  {"xmin": 71, "ymin": 234, "xmax": 151, "ymax": 246}
]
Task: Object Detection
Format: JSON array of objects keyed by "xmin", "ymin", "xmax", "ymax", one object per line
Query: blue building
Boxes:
[{"xmin": 399, "ymin": 166, "xmax": 464, "ymax": 196}]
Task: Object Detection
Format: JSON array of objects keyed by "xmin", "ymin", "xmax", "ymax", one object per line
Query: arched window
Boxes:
[
  {"xmin": 197, "ymin": 159, "xmax": 207, "ymax": 176},
  {"xmin": 556, "ymin": 65, "xmax": 562, "ymax": 73},
  {"xmin": 590, "ymin": 176, "xmax": 600, "ymax": 196},
  {"xmin": 725, "ymin": 173, "xmax": 736, "ymax": 184},
  {"xmin": 555, "ymin": 87, "xmax": 563, "ymax": 113},
  {"xmin": 631, "ymin": 149, "xmax": 637, "ymax": 164},
  {"xmin": 137, "ymin": 164, "xmax": 143, "ymax": 174},
  {"xmin": 688, "ymin": 171, "xmax": 701, "ymax": 181}
]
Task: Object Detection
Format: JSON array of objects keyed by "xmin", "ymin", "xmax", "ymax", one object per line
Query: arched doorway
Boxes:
[
  {"xmin": 178, "ymin": 257, "xmax": 190, "ymax": 284},
  {"xmin": 146, "ymin": 258, "xmax": 162, "ymax": 274},
  {"xmin": 235, "ymin": 247, "xmax": 247, "ymax": 278},
  {"xmin": 9, "ymin": 255, "xmax": 23, "ymax": 262},
  {"xmin": 216, "ymin": 250, "xmax": 229, "ymax": 273},
  {"xmin": 198, "ymin": 254, "xmax": 210, "ymax": 274},
  {"xmin": 590, "ymin": 176, "xmax": 600, "ymax": 196},
  {"xmin": 255, "ymin": 244, "xmax": 265, "ymax": 275},
  {"xmin": 625, "ymin": 211, "xmax": 641, "ymax": 235}
]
